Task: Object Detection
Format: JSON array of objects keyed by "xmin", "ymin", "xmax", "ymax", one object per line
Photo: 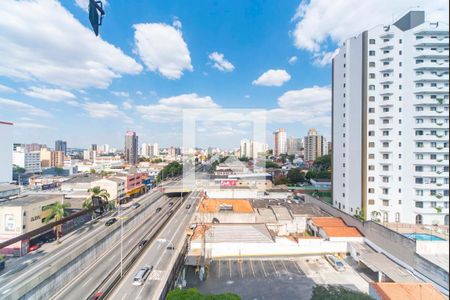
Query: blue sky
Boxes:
[{"xmin": 0, "ymin": 0, "xmax": 447, "ymax": 149}]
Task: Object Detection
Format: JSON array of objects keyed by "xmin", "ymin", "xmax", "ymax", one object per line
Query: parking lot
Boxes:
[{"xmin": 185, "ymin": 256, "xmax": 369, "ymax": 300}]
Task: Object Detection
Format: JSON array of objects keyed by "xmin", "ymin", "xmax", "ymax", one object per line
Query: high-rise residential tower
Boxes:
[
  {"xmin": 332, "ymin": 10, "xmax": 449, "ymax": 225},
  {"xmin": 303, "ymin": 128, "xmax": 327, "ymax": 162},
  {"xmin": 273, "ymin": 128, "xmax": 287, "ymax": 156},
  {"xmin": 124, "ymin": 131, "xmax": 138, "ymax": 165},
  {"xmin": 55, "ymin": 140, "xmax": 67, "ymax": 155},
  {"xmin": 0, "ymin": 121, "xmax": 13, "ymax": 183},
  {"xmin": 287, "ymin": 137, "xmax": 303, "ymax": 156}
]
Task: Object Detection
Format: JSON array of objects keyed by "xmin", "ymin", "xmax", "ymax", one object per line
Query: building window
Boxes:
[
  {"xmin": 369, "ymin": 96, "xmax": 375, "ymax": 102},
  {"xmin": 416, "ymin": 214, "xmax": 423, "ymax": 224},
  {"xmin": 369, "ymin": 50, "xmax": 376, "ymax": 56},
  {"xmin": 369, "ymin": 62, "xmax": 376, "ymax": 67},
  {"xmin": 369, "ymin": 73, "xmax": 376, "ymax": 79},
  {"xmin": 395, "ymin": 213, "xmax": 400, "ymax": 223},
  {"xmin": 368, "ymin": 199, "xmax": 375, "ymax": 205},
  {"xmin": 383, "ymin": 200, "xmax": 389, "ymax": 206},
  {"xmin": 383, "ymin": 212, "xmax": 389, "ymax": 223},
  {"xmin": 369, "ymin": 39, "xmax": 376, "ymax": 44}
]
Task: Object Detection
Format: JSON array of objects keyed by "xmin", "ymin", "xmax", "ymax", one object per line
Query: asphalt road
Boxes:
[
  {"xmin": 51, "ymin": 195, "xmax": 180, "ymax": 300},
  {"xmin": 108, "ymin": 190, "xmax": 201, "ymax": 300},
  {"xmin": 0, "ymin": 183, "xmax": 173, "ymax": 299}
]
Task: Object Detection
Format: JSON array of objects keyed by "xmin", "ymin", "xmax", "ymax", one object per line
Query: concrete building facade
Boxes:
[
  {"xmin": 124, "ymin": 131, "xmax": 138, "ymax": 165},
  {"xmin": 303, "ymin": 128, "xmax": 327, "ymax": 162},
  {"xmin": 13, "ymin": 148, "xmax": 41, "ymax": 173},
  {"xmin": 332, "ymin": 10, "xmax": 449, "ymax": 225},
  {"xmin": 273, "ymin": 128, "xmax": 287, "ymax": 156},
  {"xmin": 0, "ymin": 121, "xmax": 13, "ymax": 183}
]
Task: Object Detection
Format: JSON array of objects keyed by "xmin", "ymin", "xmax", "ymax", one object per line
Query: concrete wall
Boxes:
[
  {"xmin": 190, "ymin": 237, "xmax": 348, "ymax": 258},
  {"xmin": 193, "ymin": 212, "xmax": 256, "ymax": 224}
]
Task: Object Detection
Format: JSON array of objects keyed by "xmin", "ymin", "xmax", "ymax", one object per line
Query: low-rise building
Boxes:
[
  {"xmin": 0, "ymin": 184, "xmax": 21, "ymax": 199},
  {"xmin": 91, "ymin": 177, "xmax": 126, "ymax": 204},
  {"xmin": 369, "ymin": 282, "xmax": 446, "ymax": 300},
  {"xmin": 0, "ymin": 194, "xmax": 63, "ymax": 256}
]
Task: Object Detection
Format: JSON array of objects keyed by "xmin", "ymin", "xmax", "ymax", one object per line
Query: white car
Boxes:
[{"xmin": 132, "ymin": 266, "xmax": 152, "ymax": 286}]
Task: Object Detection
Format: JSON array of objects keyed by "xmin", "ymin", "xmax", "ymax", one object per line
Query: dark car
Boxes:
[
  {"xmin": 168, "ymin": 202, "xmax": 173, "ymax": 207},
  {"xmin": 166, "ymin": 246, "xmax": 175, "ymax": 250},
  {"xmin": 138, "ymin": 240, "xmax": 148, "ymax": 249},
  {"xmin": 156, "ymin": 207, "xmax": 162, "ymax": 213},
  {"xmin": 132, "ymin": 203, "xmax": 140, "ymax": 209},
  {"xmin": 105, "ymin": 218, "xmax": 117, "ymax": 226},
  {"xmin": 185, "ymin": 204, "xmax": 191, "ymax": 209}
]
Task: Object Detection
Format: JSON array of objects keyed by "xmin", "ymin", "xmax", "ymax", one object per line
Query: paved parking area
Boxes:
[{"xmin": 185, "ymin": 256, "xmax": 369, "ymax": 300}]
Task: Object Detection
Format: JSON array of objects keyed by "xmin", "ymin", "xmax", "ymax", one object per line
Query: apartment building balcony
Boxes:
[
  {"xmin": 414, "ymin": 63, "xmax": 449, "ymax": 71},
  {"xmin": 415, "ymin": 134, "xmax": 446, "ymax": 141},
  {"xmin": 414, "ymin": 73, "xmax": 449, "ymax": 82},
  {"xmin": 414, "ymin": 146, "xmax": 448, "ymax": 153},
  {"xmin": 379, "ymin": 43, "xmax": 394, "ymax": 50},
  {"xmin": 380, "ymin": 53, "xmax": 394, "ymax": 61},
  {"xmin": 379, "ymin": 67, "xmax": 394, "ymax": 73},
  {"xmin": 414, "ymin": 36, "xmax": 449, "ymax": 46},
  {"xmin": 413, "ymin": 170, "xmax": 449, "ymax": 178},
  {"xmin": 413, "ymin": 206, "xmax": 449, "ymax": 215},
  {"xmin": 413, "ymin": 110, "xmax": 443, "ymax": 117},
  {"xmin": 414, "ymin": 98, "xmax": 449, "ymax": 105},
  {"xmin": 414, "ymin": 49, "xmax": 449, "ymax": 58},
  {"xmin": 414, "ymin": 86, "xmax": 449, "ymax": 94}
]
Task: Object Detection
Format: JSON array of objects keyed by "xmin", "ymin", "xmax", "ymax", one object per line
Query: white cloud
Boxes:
[
  {"xmin": 23, "ymin": 87, "xmax": 77, "ymax": 105},
  {"xmin": 137, "ymin": 93, "xmax": 220, "ymax": 122},
  {"xmin": 15, "ymin": 122, "xmax": 47, "ymax": 129},
  {"xmin": 313, "ymin": 49, "xmax": 339, "ymax": 67},
  {"xmin": 136, "ymin": 91, "xmax": 143, "ymax": 96},
  {"xmin": 288, "ymin": 56, "xmax": 298, "ymax": 65},
  {"xmin": 208, "ymin": 52, "xmax": 235, "ymax": 72},
  {"xmin": 244, "ymin": 95, "xmax": 250, "ymax": 99},
  {"xmin": 172, "ymin": 17, "xmax": 182, "ymax": 30},
  {"xmin": 75, "ymin": 0, "xmax": 108, "ymax": 11},
  {"xmin": 0, "ymin": 0, "xmax": 141, "ymax": 89},
  {"xmin": 267, "ymin": 86, "xmax": 331, "ymax": 125},
  {"xmin": 292, "ymin": 0, "xmax": 449, "ymax": 55},
  {"xmin": 83, "ymin": 101, "xmax": 122, "ymax": 118},
  {"xmin": 0, "ymin": 97, "xmax": 51, "ymax": 117},
  {"xmin": 111, "ymin": 91, "xmax": 130, "ymax": 97},
  {"xmin": 252, "ymin": 69, "xmax": 291, "ymax": 87},
  {"xmin": 0, "ymin": 83, "xmax": 16, "ymax": 93},
  {"xmin": 133, "ymin": 23, "xmax": 193, "ymax": 79},
  {"xmin": 122, "ymin": 101, "xmax": 133, "ymax": 110}
]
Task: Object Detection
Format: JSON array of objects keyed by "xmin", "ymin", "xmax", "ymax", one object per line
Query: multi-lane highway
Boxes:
[
  {"xmin": 0, "ymin": 181, "xmax": 177, "ymax": 300},
  {"xmin": 107, "ymin": 190, "xmax": 201, "ymax": 300},
  {"xmin": 51, "ymin": 194, "xmax": 181, "ymax": 300}
]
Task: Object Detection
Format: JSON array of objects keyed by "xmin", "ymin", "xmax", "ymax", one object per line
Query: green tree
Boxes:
[
  {"xmin": 166, "ymin": 288, "xmax": 240, "ymax": 300},
  {"xmin": 238, "ymin": 157, "xmax": 249, "ymax": 162},
  {"xmin": 313, "ymin": 154, "xmax": 331, "ymax": 171},
  {"xmin": 311, "ymin": 286, "xmax": 373, "ymax": 300},
  {"xmin": 287, "ymin": 168, "xmax": 305, "ymax": 184},
  {"xmin": 157, "ymin": 162, "xmax": 183, "ymax": 182},
  {"xmin": 83, "ymin": 186, "xmax": 111, "ymax": 211},
  {"xmin": 274, "ymin": 174, "xmax": 288, "ymax": 185},
  {"xmin": 13, "ymin": 164, "xmax": 26, "ymax": 175},
  {"xmin": 42, "ymin": 202, "xmax": 71, "ymax": 243},
  {"xmin": 54, "ymin": 167, "xmax": 64, "ymax": 176}
]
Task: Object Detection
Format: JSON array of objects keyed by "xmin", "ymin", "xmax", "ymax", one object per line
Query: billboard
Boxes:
[{"xmin": 220, "ymin": 179, "xmax": 237, "ymax": 188}]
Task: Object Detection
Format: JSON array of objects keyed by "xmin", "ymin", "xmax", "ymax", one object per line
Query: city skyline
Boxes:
[{"xmin": 1, "ymin": 1, "xmax": 448, "ymax": 148}]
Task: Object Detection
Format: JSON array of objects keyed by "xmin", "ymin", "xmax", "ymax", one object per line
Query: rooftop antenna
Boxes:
[{"xmin": 89, "ymin": 0, "xmax": 105, "ymax": 36}]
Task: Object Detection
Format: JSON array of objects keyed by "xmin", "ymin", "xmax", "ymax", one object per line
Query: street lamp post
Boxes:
[{"xmin": 119, "ymin": 203, "xmax": 123, "ymax": 277}]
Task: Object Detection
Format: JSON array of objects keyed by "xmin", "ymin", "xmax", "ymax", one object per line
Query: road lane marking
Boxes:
[
  {"xmin": 240, "ymin": 260, "xmax": 244, "ymax": 278},
  {"xmin": 271, "ymin": 260, "xmax": 279, "ymax": 277},
  {"xmin": 281, "ymin": 260, "xmax": 289, "ymax": 272},
  {"xmin": 218, "ymin": 260, "xmax": 221, "ymax": 279},
  {"xmin": 229, "ymin": 259, "xmax": 232, "ymax": 278},
  {"xmin": 81, "ymin": 278, "xmax": 91, "ymax": 287},
  {"xmin": 260, "ymin": 259, "xmax": 267, "ymax": 277},
  {"xmin": 250, "ymin": 259, "xmax": 255, "ymax": 277}
]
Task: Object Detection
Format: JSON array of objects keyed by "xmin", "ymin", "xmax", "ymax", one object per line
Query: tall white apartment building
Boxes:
[
  {"xmin": 240, "ymin": 139, "xmax": 267, "ymax": 159},
  {"xmin": 0, "ymin": 121, "xmax": 13, "ymax": 183},
  {"xmin": 332, "ymin": 10, "xmax": 449, "ymax": 225},
  {"xmin": 273, "ymin": 128, "xmax": 287, "ymax": 156},
  {"xmin": 12, "ymin": 147, "xmax": 41, "ymax": 173},
  {"xmin": 140, "ymin": 143, "xmax": 159, "ymax": 158},
  {"xmin": 303, "ymin": 128, "xmax": 327, "ymax": 161},
  {"xmin": 287, "ymin": 137, "xmax": 303, "ymax": 156}
]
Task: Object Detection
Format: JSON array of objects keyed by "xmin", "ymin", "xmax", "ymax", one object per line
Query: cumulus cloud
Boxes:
[
  {"xmin": 252, "ymin": 69, "xmax": 291, "ymax": 87},
  {"xmin": 292, "ymin": 0, "xmax": 449, "ymax": 64},
  {"xmin": 23, "ymin": 87, "xmax": 77, "ymax": 105},
  {"xmin": 0, "ymin": 83, "xmax": 16, "ymax": 93},
  {"xmin": 267, "ymin": 86, "xmax": 331, "ymax": 125},
  {"xmin": 122, "ymin": 101, "xmax": 133, "ymax": 110},
  {"xmin": 111, "ymin": 91, "xmax": 130, "ymax": 97},
  {"xmin": 14, "ymin": 122, "xmax": 47, "ymax": 129},
  {"xmin": 0, "ymin": 0, "xmax": 142, "ymax": 89},
  {"xmin": 0, "ymin": 97, "xmax": 52, "ymax": 117},
  {"xmin": 288, "ymin": 56, "xmax": 298, "ymax": 65},
  {"xmin": 137, "ymin": 93, "xmax": 220, "ymax": 122},
  {"xmin": 208, "ymin": 52, "xmax": 235, "ymax": 72},
  {"xmin": 313, "ymin": 49, "xmax": 340, "ymax": 67},
  {"xmin": 133, "ymin": 23, "xmax": 193, "ymax": 79}
]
